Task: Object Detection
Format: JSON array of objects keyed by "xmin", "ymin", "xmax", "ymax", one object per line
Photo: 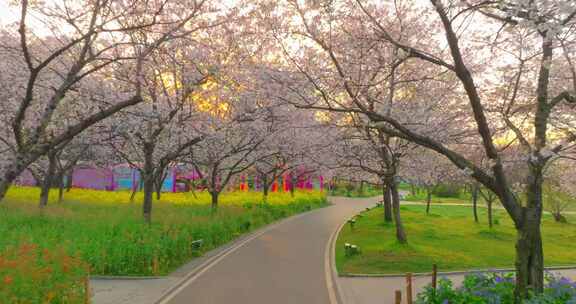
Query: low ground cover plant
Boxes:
[{"xmin": 416, "ymin": 272, "xmax": 576, "ymax": 304}]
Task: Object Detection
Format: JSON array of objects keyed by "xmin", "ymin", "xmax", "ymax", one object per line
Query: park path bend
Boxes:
[{"xmin": 160, "ymin": 196, "xmax": 375, "ymax": 304}]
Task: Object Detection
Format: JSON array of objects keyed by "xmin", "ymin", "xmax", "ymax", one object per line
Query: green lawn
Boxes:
[
  {"xmin": 0, "ymin": 187, "xmax": 327, "ymax": 276},
  {"xmin": 336, "ymin": 204, "xmax": 576, "ymax": 275},
  {"xmin": 403, "ymin": 188, "xmax": 576, "ymax": 211}
]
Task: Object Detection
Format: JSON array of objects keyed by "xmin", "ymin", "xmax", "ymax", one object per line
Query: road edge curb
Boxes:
[
  {"xmin": 153, "ymin": 203, "xmax": 332, "ymax": 304},
  {"xmin": 340, "ymin": 265, "xmax": 576, "ymax": 278},
  {"xmin": 326, "ymin": 219, "xmax": 347, "ymax": 304}
]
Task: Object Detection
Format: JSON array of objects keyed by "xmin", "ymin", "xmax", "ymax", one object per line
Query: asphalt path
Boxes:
[{"xmin": 156, "ymin": 196, "xmax": 376, "ymax": 304}]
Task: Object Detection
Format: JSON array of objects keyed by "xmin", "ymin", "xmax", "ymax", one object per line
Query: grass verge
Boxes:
[
  {"xmin": 336, "ymin": 204, "xmax": 576, "ymax": 275},
  {"xmin": 0, "ymin": 187, "xmax": 327, "ymax": 277}
]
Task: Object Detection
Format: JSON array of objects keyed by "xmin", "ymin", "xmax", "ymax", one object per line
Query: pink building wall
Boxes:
[{"xmin": 72, "ymin": 166, "xmax": 115, "ymax": 191}]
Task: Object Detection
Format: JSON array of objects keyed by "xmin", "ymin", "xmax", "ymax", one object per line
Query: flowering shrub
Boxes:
[
  {"xmin": 0, "ymin": 243, "xmax": 88, "ymax": 303},
  {"xmin": 416, "ymin": 272, "xmax": 576, "ymax": 304},
  {"xmin": 526, "ymin": 275, "xmax": 576, "ymax": 304}
]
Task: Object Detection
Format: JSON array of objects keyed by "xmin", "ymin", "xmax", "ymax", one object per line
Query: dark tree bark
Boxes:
[
  {"xmin": 262, "ymin": 174, "xmax": 269, "ymax": 203},
  {"xmin": 39, "ymin": 152, "xmax": 58, "ymax": 208},
  {"xmin": 389, "ymin": 178, "xmax": 407, "ymax": 244},
  {"xmin": 383, "ymin": 184, "xmax": 393, "ymax": 222},
  {"xmin": 552, "ymin": 212, "xmax": 566, "ymax": 223},
  {"xmin": 142, "ymin": 143, "xmax": 154, "ymax": 224},
  {"xmin": 57, "ymin": 173, "xmax": 65, "ymax": 203},
  {"xmin": 331, "ymin": 176, "xmax": 337, "ymax": 195},
  {"xmin": 471, "ymin": 184, "xmax": 479, "ymax": 223},
  {"xmin": 130, "ymin": 184, "xmax": 138, "ymax": 202},
  {"xmin": 480, "ymin": 188, "xmax": 497, "ymax": 229},
  {"xmin": 425, "ymin": 187, "xmax": 432, "ymax": 215},
  {"xmin": 514, "ymin": 168, "xmax": 545, "ymax": 299},
  {"xmin": 290, "ymin": 174, "xmax": 297, "ymax": 197},
  {"xmin": 263, "ymin": 185, "xmax": 269, "ymax": 203},
  {"xmin": 0, "ymin": 155, "xmax": 37, "ymax": 201},
  {"xmin": 65, "ymin": 170, "xmax": 73, "ymax": 192},
  {"xmin": 154, "ymin": 167, "xmax": 168, "ymax": 201},
  {"xmin": 142, "ymin": 176, "xmax": 154, "ymax": 224},
  {"xmin": 210, "ymin": 190, "xmax": 219, "ymax": 210},
  {"xmin": 515, "ymin": 206, "xmax": 544, "ymax": 300},
  {"xmin": 155, "ymin": 181, "xmax": 162, "ymax": 201}
]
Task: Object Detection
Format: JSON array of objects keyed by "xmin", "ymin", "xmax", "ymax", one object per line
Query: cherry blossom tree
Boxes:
[
  {"xmin": 543, "ymin": 159, "xmax": 576, "ymax": 223},
  {"xmin": 0, "ymin": 0, "xmax": 220, "ymax": 202},
  {"xmin": 33, "ymin": 137, "xmax": 91, "ymax": 207},
  {"xmin": 324, "ymin": 119, "xmax": 410, "ymax": 242},
  {"xmin": 193, "ymin": 118, "xmax": 271, "ymax": 210},
  {"xmin": 263, "ymin": 0, "xmax": 576, "ymax": 298},
  {"xmin": 106, "ymin": 62, "xmax": 208, "ymax": 223},
  {"xmin": 262, "ymin": 0, "xmax": 463, "ymax": 243},
  {"xmin": 403, "ymin": 149, "xmax": 463, "ymax": 215}
]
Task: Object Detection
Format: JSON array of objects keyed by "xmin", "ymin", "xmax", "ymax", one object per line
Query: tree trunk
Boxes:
[
  {"xmin": 154, "ymin": 171, "xmax": 164, "ymax": 201},
  {"xmin": 552, "ymin": 212, "xmax": 566, "ymax": 223},
  {"xmin": 513, "ymin": 166, "xmax": 545, "ymax": 301},
  {"xmin": 0, "ymin": 156, "xmax": 35, "ymax": 202},
  {"xmin": 426, "ymin": 188, "xmax": 432, "ymax": 215},
  {"xmin": 142, "ymin": 144, "xmax": 154, "ymax": 224},
  {"xmin": 514, "ymin": 207, "xmax": 544, "ymax": 301},
  {"xmin": 263, "ymin": 184, "xmax": 269, "ymax": 203},
  {"xmin": 210, "ymin": 191, "xmax": 219, "ymax": 210},
  {"xmin": 57, "ymin": 173, "xmax": 65, "ymax": 203},
  {"xmin": 142, "ymin": 176, "xmax": 154, "ymax": 224},
  {"xmin": 39, "ymin": 153, "xmax": 58, "ymax": 208},
  {"xmin": 65, "ymin": 170, "xmax": 73, "ymax": 192},
  {"xmin": 262, "ymin": 174, "xmax": 269, "ymax": 203},
  {"xmin": 290, "ymin": 174, "xmax": 297, "ymax": 197},
  {"xmin": 331, "ymin": 176, "xmax": 337, "ymax": 195},
  {"xmin": 389, "ymin": 179, "xmax": 407, "ymax": 244},
  {"xmin": 410, "ymin": 183, "xmax": 416, "ymax": 196},
  {"xmin": 472, "ymin": 184, "xmax": 479, "ymax": 223},
  {"xmin": 383, "ymin": 185, "xmax": 393, "ymax": 222},
  {"xmin": 130, "ymin": 187, "xmax": 138, "ymax": 202}
]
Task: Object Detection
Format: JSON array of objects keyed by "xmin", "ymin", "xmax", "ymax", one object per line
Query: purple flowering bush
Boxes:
[{"xmin": 416, "ymin": 272, "xmax": 576, "ymax": 304}]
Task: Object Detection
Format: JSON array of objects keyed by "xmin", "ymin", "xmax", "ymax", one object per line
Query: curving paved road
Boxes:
[
  {"xmin": 94, "ymin": 197, "xmax": 575, "ymax": 304},
  {"xmin": 156, "ymin": 196, "xmax": 376, "ymax": 304}
]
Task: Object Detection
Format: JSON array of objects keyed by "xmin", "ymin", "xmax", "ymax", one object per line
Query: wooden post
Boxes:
[
  {"xmin": 406, "ymin": 272, "xmax": 413, "ymax": 304},
  {"xmin": 394, "ymin": 290, "xmax": 402, "ymax": 304},
  {"xmin": 84, "ymin": 276, "xmax": 90, "ymax": 304},
  {"xmin": 432, "ymin": 264, "xmax": 438, "ymax": 292},
  {"xmin": 152, "ymin": 256, "xmax": 159, "ymax": 275}
]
